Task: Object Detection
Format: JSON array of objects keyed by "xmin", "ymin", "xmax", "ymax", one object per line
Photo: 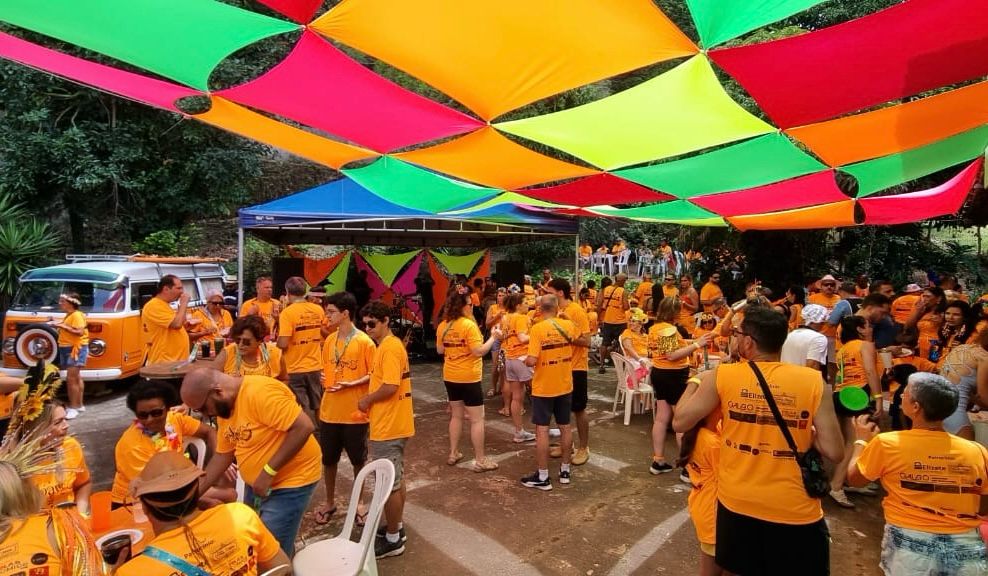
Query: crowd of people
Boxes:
[{"xmin": 2, "ymin": 260, "xmax": 987, "ymax": 575}]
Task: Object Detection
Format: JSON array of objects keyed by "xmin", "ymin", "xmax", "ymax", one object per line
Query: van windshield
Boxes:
[{"xmin": 10, "ymin": 281, "xmax": 126, "ymax": 313}]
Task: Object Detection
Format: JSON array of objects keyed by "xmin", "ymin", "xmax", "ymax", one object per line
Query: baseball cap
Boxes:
[
  {"xmin": 130, "ymin": 451, "xmax": 204, "ymax": 499},
  {"xmin": 903, "ymin": 283, "xmax": 922, "ymax": 294},
  {"xmin": 801, "ymin": 304, "xmax": 829, "ymax": 324}
]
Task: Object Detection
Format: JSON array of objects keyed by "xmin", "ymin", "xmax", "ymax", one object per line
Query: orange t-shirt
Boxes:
[
  {"xmin": 808, "ymin": 293, "xmax": 841, "ymax": 338},
  {"xmin": 523, "ymin": 285, "xmax": 537, "ymax": 309},
  {"xmin": 502, "ymin": 312, "xmax": 531, "ymax": 359},
  {"xmin": 662, "ymin": 285, "xmax": 680, "ymax": 300},
  {"xmin": 620, "ymin": 328, "xmax": 648, "ymax": 358},
  {"xmin": 0, "ymin": 515, "xmax": 62, "ymax": 575},
  {"xmin": 142, "ymin": 297, "xmax": 190, "ymax": 364},
  {"xmin": 916, "ymin": 312, "xmax": 943, "ymax": 359},
  {"xmin": 320, "ymin": 327, "xmax": 375, "ymax": 424},
  {"xmin": 579, "ymin": 245, "xmax": 592, "ymax": 258},
  {"xmin": 679, "ymin": 287, "xmax": 699, "ymax": 332},
  {"xmin": 891, "ymin": 294, "xmax": 920, "ymax": 325},
  {"xmin": 856, "ymin": 430, "xmax": 988, "ymax": 533},
  {"xmin": 700, "ymin": 282, "xmax": 723, "ymax": 313},
  {"xmin": 437, "ymin": 317, "xmax": 484, "ymax": 383},
  {"xmin": 600, "ymin": 286, "xmax": 627, "ymax": 325},
  {"xmin": 221, "ymin": 342, "xmax": 283, "ymax": 378},
  {"xmin": 277, "ymin": 301, "xmax": 326, "ymax": 373},
  {"xmin": 56, "ymin": 309, "xmax": 89, "ymax": 354},
  {"xmin": 32, "ymin": 436, "xmax": 89, "ymax": 509},
  {"xmin": 835, "ymin": 339, "xmax": 873, "ymax": 391},
  {"xmin": 189, "ymin": 307, "xmax": 233, "ymax": 342},
  {"xmin": 634, "ymin": 282, "xmax": 653, "ymax": 304},
  {"xmin": 687, "ymin": 426, "xmax": 720, "ymax": 545},
  {"xmin": 716, "ymin": 362, "xmax": 824, "ymax": 525},
  {"xmin": 116, "ymin": 502, "xmax": 281, "ymax": 576},
  {"xmin": 112, "ymin": 411, "xmax": 203, "ymax": 503},
  {"xmin": 527, "ymin": 318, "xmax": 577, "ymax": 397},
  {"xmin": 240, "ymin": 297, "xmax": 278, "ymax": 336},
  {"xmin": 788, "ymin": 303, "xmax": 803, "ymax": 332},
  {"xmin": 560, "ymin": 301, "xmax": 590, "ymax": 371},
  {"xmin": 367, "ymin": 334, "xmax": 415, "ymax": 441},
  {"xmin": 217, "ymin": 375, "xmax": 322, "ymax": 488},
  {"xmin": 648, "ymin": 322, "xmax": 688, "ymax": 369}
]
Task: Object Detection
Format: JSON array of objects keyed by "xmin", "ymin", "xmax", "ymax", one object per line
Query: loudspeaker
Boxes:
[
  {"xmin": 271, "ymin": 258, "xmax": 304, "ymax": 298},
  {"xmin": 496, "ymin": 260, "xmax": 525, "ymax": 289}
]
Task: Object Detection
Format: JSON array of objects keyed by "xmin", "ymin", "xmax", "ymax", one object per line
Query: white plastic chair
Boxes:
[
  {"xmin": 590, "ymin": 253, "xmax": 607, "ymax": 275},
  {"xmin": 182, "ymin": 437, "xmax": 207, "ymax": 469},
  {"xmin": 260, "ymin": 565, "xmax": 291, "ymax": 576},
  {"xmin": 611, "ymin": 352, "xmax": 654, "ymax": 425},
  {"xmin": 614, "ymin": 250, "xmax": 631, "ymax": 275},
  {"xmin": 636, "ymin": 253, "xmax": 654, "ymax": 278},
  {"xmin": 293, "ymin": 459, "xmax": 396, "ymax": 576}
]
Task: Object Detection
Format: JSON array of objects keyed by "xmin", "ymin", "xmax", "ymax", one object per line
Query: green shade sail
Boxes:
[
  {"xmin": 495, "ymin": 55, "xmax": 774, "ymax": 170},
  {"xmin": 686, "ymin": 0, "xmax": 826, "ymax": 47},
  {"xmin": 615, "ymin": 132, "xmax": 827, "ymax": 198},
  {"xmin": 323, "ymin": 252, "xmax": 351, "ymax": 293},
  {"xmin": 342, "ymin": 158, "xmax": 500, "ymax": 213},
  {"xmin": 430, "ymin": 250, "xmax": 487, "ymax": 276},
  {"xmin": 359, "ymin": 250, "xmax": 420, "ymax": 286},
  {"xmin": 443, "ymin": 192, "xmax": 567, "ymax": 214},
  {"xmin": 844, "ymin": 125, "xmax": 988, "ymax": 197},
  {"xmin": 594, "ymin": 200, "xmax": 727, "ymax": 226},
  {"xmin": 0, "ymin": 0, "xmax": 298, "ymax": 90}
]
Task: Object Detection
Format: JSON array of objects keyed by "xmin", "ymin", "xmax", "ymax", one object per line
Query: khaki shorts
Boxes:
[{"xmin": 370, "ymin": 438, "xmax": 408, "ymax": 492}]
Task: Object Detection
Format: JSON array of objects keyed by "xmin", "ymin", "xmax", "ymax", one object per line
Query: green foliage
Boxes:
[
  {"xmin": 132, "ymin": 225, "xmax": 202, "ymax": 256},
  {"xmin": 242, "ymin": 236, "xmax": 282, "ymax": 296},
  {"xmin": 499, "ymin": 238, "xmax": 575, "ymax": 276},
  {"xmin": 0, "ymin": 190, "xmax": 62, "ymax": 309}
]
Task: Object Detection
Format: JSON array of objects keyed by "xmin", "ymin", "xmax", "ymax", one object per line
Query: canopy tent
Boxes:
[{"xmin": 2, "ymin": 1, "xmax": 986, "ymax": 229}]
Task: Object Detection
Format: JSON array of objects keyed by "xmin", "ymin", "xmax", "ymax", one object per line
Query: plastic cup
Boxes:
[
  {"xmin": 879, "ymin": 351, "xmax": 893, "ymax": 370},
  {"xmin": 838, "ymin": 387, "xmax": 870, "ymax": 412},
  {"xmin": 90, "ymin": 491, "xmax": 112, "ymax": 532}
]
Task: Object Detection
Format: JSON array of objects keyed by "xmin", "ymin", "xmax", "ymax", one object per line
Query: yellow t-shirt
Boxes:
[
  {"xmin": 240, "ymin": 298, "xmax": 278, "ymax": 336},
  {"xmin": 437, "ymin": 317, "xmax": 484, "ymax": 383},
  {"xmin": 679, "ymin": 287, "xmax": 699, "ymax": 332},
  {"xmin": 221, "ymin": 342, "xmax": 283, "ymax": 378},
  {"xmin": 634, "ymin": 282, "xmax": 653, "ymax": 305},
  {"xmin": 700, "ymin": 282, "xmax": 723, "ymax": 313},
  {"xmin": 217, "ymin": 375, "xmax": 322, "ymax": 488},
  {"xmin": 560, "ymin": 301, "xmax": 590, "ymax": 371},
  {"xmin": 501, "ymin": 313, "xmax": 531, "ymax": 359},
  {"xmin": 891, "ymin": 294, "xmax": 920, "ymax": 325},
  {"xmin": 277, "ymin": 301, "xmax": 326, "ymax": 373},
  {"xmin": 788, "ymin": 303, "xmax": 803, "ymax": 332},
  {"xmin": 367, "ymin": 335, "xmax": 415, "ymax": 441},
  {"xmin": 687, "ymin": 426, "xmax": 720, "ymax": 545},
  {"xmin": 835, "ymin": 339, "xmax": 871, "ymax": 391},
  {"xmin": 112, "ymin": 411, "xmax": 203, "ymax": 503},
  {"xmin": 716, "ymin": 362, "xmax": 824, "ymax": 525},
  {"xmin": 142, "ymin": 297, "xmax": 190, "ymax": 364},
  {"xmin": 116, "ymin": 502, "xmax": 281, "ymax": 576},
  {"xmin": 56, "ymin": 309, "xmax": 88, "ymax": 353},
  {"xmin": 320, "ymin": 327, "xmax": 375, "ymax": 424},
  {"xmin": 856, "ymin": 429, "xmax": 988, "ymax": 534},
  {"xmin": 32, "ymin": 436, "xmax": 89, "ymax": 509},
  {"xmin": 189, "ymin": 307, "xmax": 233, "ymax": 342},
  {"xmin": 620, "ymin": 328, "xmax": 648, "ymax": 358},
  {"xmin": 600, "ymin": 286, "xmax": 627, "ymax": 325},
  {"xmin": 648, "ymin": 322, "xmax": 688, "ymax": 369},
  {"xmin": 523, "ymin": 285, "xmax": 536, "ymax": 309},
  {"xmin": 0, "ymin": 515, "xmax": 61, "ymax": 575},
  {"xmin": 527, "ymin": 318, "xmax": 576, "ymax": 398},
  {"xmin": 917, "ymin": 312, "xmax": 943, "ymax": 359},
  {"xmin": 808, "ymin": 293, "xmax": 841, "ymax": 338}
]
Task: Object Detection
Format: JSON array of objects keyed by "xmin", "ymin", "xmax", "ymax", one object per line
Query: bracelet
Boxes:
[
  {"xmin": 854, "ymin": 439, "xmax": 869, "ymax": 448},
  {"xmin": 871, "ymin": 393, "xmax": 883, "ymax": 400},
  {"xmin": 263, "ymin": 464, "xmax": 278, "ymax": 476}
]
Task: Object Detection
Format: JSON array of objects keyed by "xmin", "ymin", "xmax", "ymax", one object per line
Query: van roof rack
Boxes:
[
  {"xmin": 65, "ymin": 254, "xmax": 135, "ymax": 262},
  {"xmin": 65, "ymin": 254, "xmax": 227, "ymax": 264}
]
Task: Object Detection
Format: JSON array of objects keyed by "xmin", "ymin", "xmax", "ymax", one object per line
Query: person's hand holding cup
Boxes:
[{"xmin": 853, "ymin": 414, "xmax": 879, "ymax": 442}]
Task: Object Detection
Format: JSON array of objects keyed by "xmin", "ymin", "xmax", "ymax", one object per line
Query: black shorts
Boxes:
[
  {"xmin": 319, "ymin": 421, "xmax": 369, "ymax": 467},
  {"xmin": 444, "ymin": 381, "xmax": 485, "ymax": 407},
  {"xmin": 716, "ymin": 501, "xmax": 830, "ymax": 576},
  {"xmin": 650, "ymin": 367, "xmax": 690, "ymax": 404},
  {"xmin": 532, "ymin": 394, "xmax": 572, "ymax": 426},
  {"xmin": 571, "ymin": 371, "xmax": 588, "ymax": 413},
  {"xmin": 600, "ymin": 323, "xmax": 627, "ymax": 348}
]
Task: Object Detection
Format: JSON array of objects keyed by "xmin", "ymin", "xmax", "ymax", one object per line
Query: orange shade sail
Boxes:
[
  {"xmin": 728, "ymin": 200, "xmax": 856, "ymax": 231},
  {"xmin": 786, "ymin": 80, "xmax": 988, "ymax": 167}
]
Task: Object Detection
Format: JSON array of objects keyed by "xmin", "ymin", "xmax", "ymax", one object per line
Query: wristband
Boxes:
[
  {"xmin": 854, "ymin": 439, "xmax": 869, "ymax": 448},
  {"xmin": 687, "ymin": 377, "xmax": 702, "ymax": 386},
  {"xmin": 871, "ymin": 393, "xmax": 883, "ymax": 400},
  {"xmin": 263, "ymin": 464, "xmax": 278, "ymax": 476}
]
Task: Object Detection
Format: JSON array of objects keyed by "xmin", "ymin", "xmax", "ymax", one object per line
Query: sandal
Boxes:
[
  {"xmin": 355, "ymin": 508, "xmax": 368, "ymax": 527},
  {"xmin": 497, "ymin": 408, "xmax": 511, "ymax": 417},
  {"xmin": 313, "ymin": 505, "xmax": 337, "ymax": 525},
  {"xmin": 486, "ymin": 388, "xmax": 500, "ymax": 398},
  {"xmin": 446, "ymin": 451, "xmax": 464, "ymax": 466},
  {"xmin": 473, "ymin": 459, "xmax": 499, "ymax": 473}
]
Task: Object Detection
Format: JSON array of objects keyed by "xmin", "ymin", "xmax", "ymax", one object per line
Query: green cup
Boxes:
[{"xmin": 838, "ymin": 386, "xmax": 869, "ymax": 412}]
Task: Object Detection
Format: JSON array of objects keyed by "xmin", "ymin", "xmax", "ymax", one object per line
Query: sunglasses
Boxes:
[
  {"xmin": 135, "ymin": 408, "xmax": 166, "ymax": 420},
  {"xmin": 821, "ymin": 283, "xmax": 836, "ymax": 288},
  {"xmin": 365, "ymin": 320, "xmax": 379, "ymax": 329},
  {"xmin": 234, "ymin": 337, "xmax": 255, "ymax": 345},
  {"xmin": 208, "ymin": 300, "xmax": 223, "ymax": 305}
]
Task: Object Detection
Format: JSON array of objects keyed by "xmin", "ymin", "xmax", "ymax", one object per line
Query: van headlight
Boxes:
[
  {"xmin": 2, "ymin": 338, "xmax": 14, "ymax": 355},
  {"xmin": 88, "ymin": 339, "xmax": 106, "ymax": 357}
]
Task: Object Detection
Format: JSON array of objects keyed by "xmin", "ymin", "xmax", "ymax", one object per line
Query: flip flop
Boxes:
[
  {"xmin": 473, "ymin": 459, "xmax": 499, "ymax": 473},
  {"xmin": 313, "ymin": 505, "xmax": 337, "ymax": 525},
  {"xmin": 497, "ymin": 408, "xmax": 511, "ymax": 417},
  {"xmin": 447, "ymin": 452, "xmax": 464, "ymax": 466},
  {"xmin": 355, "ymin": 510, "xmax": 368, "ymax": 527}
]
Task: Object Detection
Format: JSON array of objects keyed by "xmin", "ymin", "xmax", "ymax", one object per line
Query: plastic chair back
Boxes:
[
  {"xmin": 182, "ymin": 437, "xmax": 207, "ymax": 469},
  {"xmin": 259, "ymin": 565, "xmax": 291, "ymax": 576}
]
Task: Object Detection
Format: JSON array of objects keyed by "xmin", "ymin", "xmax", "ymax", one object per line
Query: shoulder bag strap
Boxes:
[
  {"xmin": 747, "ymin": 361, "xmax": 801, "ymax": 458},
  {"xmin": 549, "ymin": 319, "xmax": 573, "ymax": 343},
  {"xmin": 143, "ymin": 546, "xmax": 213, "ymax": 576}
]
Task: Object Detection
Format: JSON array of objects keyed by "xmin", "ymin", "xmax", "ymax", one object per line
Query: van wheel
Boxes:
[{"xmin": 14, "ymin": 324, "xmax": 59, "ymax": 367}]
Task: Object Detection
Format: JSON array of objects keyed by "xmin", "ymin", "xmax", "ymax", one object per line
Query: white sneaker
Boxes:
[
  {"xmin": 65, "ymin": 408, "xmax": 80, "ymax": 420},
  {"xmin": 77, "ymin": 406, "xmax": 86, "ymax": 412},
  {"xmin": 548, "ymin": 428, "xmax": 561, "ymax": 438},
  {"xmin": 513, "ymin": 431, "xmax": 536, "ymax": 443}
]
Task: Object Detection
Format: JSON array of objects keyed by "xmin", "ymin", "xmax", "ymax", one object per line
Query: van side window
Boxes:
[
  {"xmin": 200, "ymin": 278, "xmax": 223, "ymax": 300},
  {"xmin": 181, "ymin": 280, "xmax": 200, "ymax": 303},
  {"xmin": 131, "ymin": 283, "xmax": 158, "ymax": 311}
]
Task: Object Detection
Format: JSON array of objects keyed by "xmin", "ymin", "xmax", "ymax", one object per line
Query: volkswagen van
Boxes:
[{"xmin": 1, "ymin": 255, "xmax": 227, "ymax": 381}]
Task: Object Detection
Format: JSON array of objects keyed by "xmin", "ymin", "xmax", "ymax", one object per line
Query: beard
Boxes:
[{"xmin": 215, "ymin": 399, "xmax": 233, "ymax": 419}]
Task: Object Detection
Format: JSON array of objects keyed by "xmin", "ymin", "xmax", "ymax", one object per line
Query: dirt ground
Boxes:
[{"xmin": 75, "ymin": 360, "xmax": 886, "ymax": 575}]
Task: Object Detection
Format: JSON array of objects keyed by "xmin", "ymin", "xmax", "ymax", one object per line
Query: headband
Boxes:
[{"xmin": 59, "ymin": 294, "xmax": 81, "ymax": 306}]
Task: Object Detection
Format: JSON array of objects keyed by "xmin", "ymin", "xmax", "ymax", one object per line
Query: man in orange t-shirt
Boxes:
[
  {"xmin": 809, "ymin": 274, "xmax": 842, "ymax": 375},
  {"xmin": 597, "ymin": 274, "xmax": 630, "ymax": 374},
  {"xmin": 699, "ymin": 272, "xmax": 723, "ymax": 313},
  {"xmin": 891, "ymin": 283, "xmax": 923, "ymax": 325},
  {"xmin": 182, "ymin": 369, "xmax": 322, "ymax": 557},
  {"xmin": 278, "ymin": 276, "xmax": 327, "ymax": 420},
  {"xmin": 240, "ymin": 276, "xmax": 281, "ymax": 336},
  {"xmin": 634, "ymin": 273, "xmax": 654, "ymax": 305},
  {"xmin": 547, "ymin": 279, "xmax": 592, "ymax": 466},
  {"xmin": 141, "ymin": 274, "xmax": 191, "ymax": 364}
]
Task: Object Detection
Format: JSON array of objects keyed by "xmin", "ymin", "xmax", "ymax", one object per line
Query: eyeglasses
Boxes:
[
  {"xmin": 365, "ymin": 320, "xmax": 379, "ymax": 329},
  {"xmin": 135, "ymin": 408, "xmax": 166, "ymax": 420}
]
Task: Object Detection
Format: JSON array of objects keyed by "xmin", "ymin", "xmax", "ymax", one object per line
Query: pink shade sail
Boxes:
[
  {"xmin": 689, "ymin": 171, "xmax": 847, "ymax": 217},
  {"xmin": 219, "ymin": 31, "xmax": 483, "ymax": 152},
  {"xmin": 390, "ymin": 252, "xmax": 425, "ymax": 322},
  {"xmin": 0, "ymin": 31, "xmax": 198, "ymax": 112},
  {"xmin": 518, "ymin": 174, "xmax": 671, "ymax": 207},
  {"xmin": 859, "ymin": 159, "xmax": 982, "ymax": 225},
  {"xmin": 353, "ymin": 252, "xmax": 390, "ymax": 301},
  {"xmin": 255, "ymin": 0, "xmax": 322, "ymax": 23},
  {"xmin": 709, "ymin": 0, "xmax": 988, "ymax": 128}
]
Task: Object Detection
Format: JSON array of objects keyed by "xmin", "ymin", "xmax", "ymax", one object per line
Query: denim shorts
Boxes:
[
  {"xmin": 881, "ymin": 524, "xmax": 987, "ymax": 576},
  {"xmin": 58, "ymin": 345, "xmax": 88, "ymax": 368}
]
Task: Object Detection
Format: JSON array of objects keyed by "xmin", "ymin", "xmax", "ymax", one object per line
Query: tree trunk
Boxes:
[{"xmin": 68, "ymin": 202, "xmax": 85, "ymax": 253}]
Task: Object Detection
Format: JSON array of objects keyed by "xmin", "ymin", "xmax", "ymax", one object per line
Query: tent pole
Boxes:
[
  {"xmin": 237, "ymin": 226, "xmax": 245, "ymax": 308},
  {"xmin": 574, "ymin": 235, "xmax": 580, "ymax": 292}
]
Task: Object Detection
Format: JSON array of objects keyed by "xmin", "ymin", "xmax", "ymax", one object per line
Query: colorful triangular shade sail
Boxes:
[
  {"xmin": 518, "ymin": 174, "xmax": 670, "ymax": 206},
  {"xmin": 496, "ymin": 55, "xmax": 774, "ymax": 170},
  {"xmin": 686, "ymin": 0, "xmax": 825, "ymax": 47},
  {"xmin": 358, "ymin": 250, "xmax": 422, "ymax": 286},
  {"xmin": 859, "ymin": 159, "xmax": 983, "ymax": 225},
  {"xmin": 323, "ymin": 251, "xmax": 351, "ymax": 294},
  {"xmin": 728, "ymin": 201, "xmax": 857, "ymax": 231},
  {"xmin": 431, "ymin": 250, "xmax": 488, "ymax": 277},
  {"xmin": 689, "ymin": 171, "xmax": 848, "ymax": 217},
  {"xmin": 594, "ymin": 200, "xmax": 726, "ymax": 227},
  {"xmin": 303, "ymin": 251, "xmax": 347, "ymax": 287},
  {"xmin": 342, "ymin": 158, "xmax": 500, "ymax": 214}
]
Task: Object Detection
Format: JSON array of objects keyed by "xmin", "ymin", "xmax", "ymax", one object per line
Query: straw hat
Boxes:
[{"xmin": 130, "ymin": 451, "xmax": 204, "ymax": 499}]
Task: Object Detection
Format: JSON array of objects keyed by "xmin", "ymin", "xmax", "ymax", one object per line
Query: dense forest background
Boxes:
[{"xmin": 0, "ymin": 0, "xmax": 985, "ymax": 298}]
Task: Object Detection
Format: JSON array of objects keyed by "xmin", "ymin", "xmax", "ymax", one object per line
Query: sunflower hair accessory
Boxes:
[{"xmin": 6, "ymin": 360, "xmax": 63, "ymax": 441}]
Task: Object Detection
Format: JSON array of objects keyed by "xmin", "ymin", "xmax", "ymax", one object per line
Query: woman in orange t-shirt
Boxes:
[
  {"xmin": 500, "ymin": 293, "xmax": 536, "ymax": 442},
  {"xmin": 486, "ymin": 288, "xmax": 508, "ymax": 406},
  {"xmin": 619, "ymin": 308, "xmax": 650, "ymax": 366},
  {"xmin": 214, "ymin": 315, "xmax": 286, "ymax": 381},
  {"xmin": 437, "ymin": 292, "xmax": 502, "ymax": 472},
  {"xmin": 676, "ymin": 403, "xmax": 722, "ymax": 576},
  {"xmin": 905, "ymin": 287, "xmax": 946, "ymax": 360}
]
